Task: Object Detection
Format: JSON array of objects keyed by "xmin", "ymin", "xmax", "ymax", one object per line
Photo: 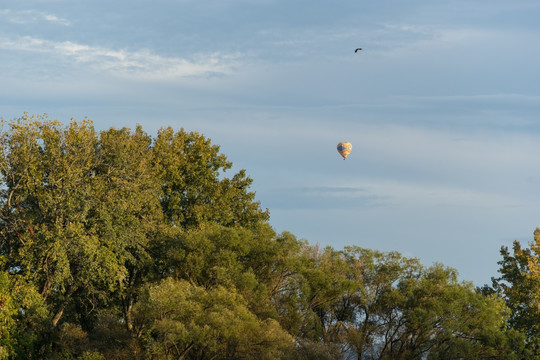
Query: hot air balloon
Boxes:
[{"xmin": 337, "ymin": 142, "xmax": 352, "ymax": 160}]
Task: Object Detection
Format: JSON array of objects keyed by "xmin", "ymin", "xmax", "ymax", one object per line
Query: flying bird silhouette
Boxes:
[{"xmin": 355, "ymin": 48, "xmax": 362, "ymax": 53}]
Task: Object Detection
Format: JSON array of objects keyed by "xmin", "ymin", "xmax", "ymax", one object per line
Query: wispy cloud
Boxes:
[
  {"xmin": 372, "ymin": 23, "xmax": 539, "ymax": 61},
  {"xmin": 258, "ymin": 185, "xmax": 391, "ymax": 210},
  {"xmin": 350, "ymin": 180, "xmax": 523, "ymax": 208},
  {"xmin": 260, "ymin": 180, "xmax": 524, "ymax": 211},
  {"xmin": 0, "ymin": 35, "xmax": 242, "ymax": 79},
  {"xmin": 0, "ymin": 9, "xmax": 70, "ymax": 26},
  {"xmin": 381, "ymin": 23, "xmax": 431, "ymax": 35},
  {"xmin": 371, "ymin": 24, "xmax": 474, "ymax": 56}
]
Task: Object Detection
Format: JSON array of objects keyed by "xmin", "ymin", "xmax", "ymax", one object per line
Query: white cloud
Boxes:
[
  {"xmin": 0, "ymin": 35, "xmax": 242, "ymax": 79},
  {"xmin": 382, "ymin": 23, "xmax": 431, "ymax": 34},
  {"xmin": 0, "ymin": 9, "xmax": 70, "ymax": 26}
]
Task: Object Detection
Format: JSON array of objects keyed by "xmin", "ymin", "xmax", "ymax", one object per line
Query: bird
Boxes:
[{"xmin": 355, "ymin": 48, "xmax": 362, "ymax": 53}]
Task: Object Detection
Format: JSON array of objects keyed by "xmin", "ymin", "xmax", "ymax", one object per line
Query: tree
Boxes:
[
  {"xmin": 0, "ymin": 114, "xmax": 275, "ymax": 358},
  {"xmin": 276, "ymin": 245, "xmax": 526, "ymax": 359},
  {"xmin": 288, "ymin": 245, "xmax": 356, "ymax": 344},
  {"xmin": 0, "ymin": 117, "xmax": 102, "ymax": 330},
  {"xmin": 0, "ymin": 116, "xmax": 165, "ymax": 334},
  {"xmin": 342, "ymin": 248, "xmax": 526, "ymax": 359},
  {"xmin": 133, "ymin": 278, "xmax": 293, "ymax": 360},
  {"xmin": 153, "ymin": 126, "xmax": 269, "ymax": 231},
  {"xmin": 491, "ymin": 229, "xmax": 540, "ymax": 357}
]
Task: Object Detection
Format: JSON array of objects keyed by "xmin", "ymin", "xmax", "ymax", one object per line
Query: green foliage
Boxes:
[
  {"xmin": 0, "ymin": 115, "xmax": 271, "ymax": 358},
  {"xmin": 0, "ymin": 114, "xmax": 529, "ymax": 359},
  {"xmin": 275, "ymin": 245, "xmax": 526, "ymax": 359},
  {"xmin": 4, "ymin": 275, "xmax": 50, "ymax": 359},
  {"xmin": 77, "ymin": 352, "xmax": 105, "ymax": 360},
  {"xmin": 490, "ymin": 231, "xmax": 540, "ymax": 358},
  {"xmin": 0, "ymin": 269, "xmax": 16, "ymax": 359},
  {"xmin": 153, "ymin": 126, "xmax": 269, "ymax": 230},
  {"xmin": 133, "ymin": 278, "xmax": 293, "ymax": 359}
]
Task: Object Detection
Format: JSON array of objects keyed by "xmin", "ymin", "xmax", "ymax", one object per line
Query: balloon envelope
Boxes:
[{"xmin": 337, "ymin": 142, "xmax": 352, "ymax": 159}]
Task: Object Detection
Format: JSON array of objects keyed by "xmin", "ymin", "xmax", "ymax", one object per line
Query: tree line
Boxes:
[{"xmin": 0, "ymin": 114, "xmax": 538, "ymax": 359}]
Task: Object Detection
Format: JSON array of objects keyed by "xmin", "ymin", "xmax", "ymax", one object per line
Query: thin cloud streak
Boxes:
[
  {"xmin": 0, "ymin": 9, "xmax": 70, "ymax": 26},
  {"xmin": 0, "ymin": 35, "xmax": 242, "ymax": 79},
  {"xmin": 350, "ymin": 181, "xmax": 525, "ymax": 208},
  {"xmin": 262, "ymin": 179, "xmax": 528, "ymax": 211},
  {"xmin": 260, "ymin": 185, "xmax": 390, "ymax": 210}
]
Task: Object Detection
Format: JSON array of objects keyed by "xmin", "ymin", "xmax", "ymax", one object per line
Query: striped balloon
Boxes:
[{"xmin": 337, "ymin": 142, "xmax": 352, "ymax": 160}]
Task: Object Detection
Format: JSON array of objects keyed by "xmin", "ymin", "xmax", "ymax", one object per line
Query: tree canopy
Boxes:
[{"xmin": 0, "ymin": 114, "xmax": 532, "ymax": 359}]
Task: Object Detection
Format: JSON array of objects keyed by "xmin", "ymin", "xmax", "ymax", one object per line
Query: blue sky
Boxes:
[{"xmin": 1, "ymin": 0, "xmax": 539, "ymax": 285}]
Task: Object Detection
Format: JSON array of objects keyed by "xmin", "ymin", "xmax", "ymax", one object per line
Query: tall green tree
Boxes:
[
  {"xmin": 276, "ymin": 245, "xmax": 526, "ymax": 359},
  {"xmin": 0, "ymin": 116, "xmax": 103, "ymax": 328},
  {"xmin": 133, "ymin": 278, "xmax": 293, "ymax": 360},
  {"xmin": 490, "ymin": 229, "xmax": 540, "ymax": 357},
  {"xmin": 92, "ymin": 125, "xmax": 166, "ymax": 332},
  {"xmin": 153, "ymin": 126, "xmax": 269, "ymax": 231},
  {"xmin": 0, "ymin": 116, "xmax": 164, "ymax": 334},
  {"xmin": 0, "ymin": 115, "xmax": 275, "ymax": 358},
  {"xmin": 341, "ymin": 248, "xmax": 525, "ymax": 359}
]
